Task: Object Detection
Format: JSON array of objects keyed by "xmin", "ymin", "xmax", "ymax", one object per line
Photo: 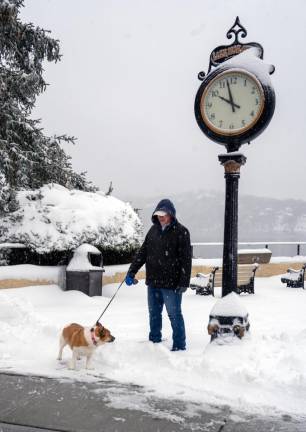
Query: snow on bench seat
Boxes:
[{"xmin": 281, "ymin": 264, "xmax": 306, "ymax": 288}]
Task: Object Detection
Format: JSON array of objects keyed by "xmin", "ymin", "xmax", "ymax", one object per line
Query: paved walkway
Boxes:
[{"xmin": 0, "ymin": 372, "xmax": 305, "ymax": 432}]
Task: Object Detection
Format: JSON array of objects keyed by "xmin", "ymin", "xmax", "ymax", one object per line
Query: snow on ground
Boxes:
[
  {"xmin": 1, "ymin": 265, "xmax": 306, "ymax": 418},
  {"xmin": 0, "ymin": 255, "xmax": 304, "ymax": 281}
]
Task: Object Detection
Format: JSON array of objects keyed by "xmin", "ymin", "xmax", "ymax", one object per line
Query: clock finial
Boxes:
[
  {"xmin": 200, "ymin": 17, "xmax": 264, "ymax": 75},
  {"xmin": 226, "ymin": 16, "xmax": 247, "ymax": 44}
]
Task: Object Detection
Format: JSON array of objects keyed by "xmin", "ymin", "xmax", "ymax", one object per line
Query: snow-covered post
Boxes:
[{"xmin": 218, "ymin": 153, "xmax": 246, "ymax": 296}]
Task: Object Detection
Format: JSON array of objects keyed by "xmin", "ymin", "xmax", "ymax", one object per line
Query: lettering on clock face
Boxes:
[{"xmin": 201, "ymin": 71, "xmax": 264, "ymax": 135}]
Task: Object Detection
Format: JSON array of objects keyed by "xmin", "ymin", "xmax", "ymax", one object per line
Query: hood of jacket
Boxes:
[{"xmin": 151, "ymin": 199, "xmax": 177, "ymax": 225}]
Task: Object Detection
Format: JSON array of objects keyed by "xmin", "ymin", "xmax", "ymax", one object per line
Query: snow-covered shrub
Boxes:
[{"xmin": 0, "ymin": 184, "xmax": 142, "ymax": 265}]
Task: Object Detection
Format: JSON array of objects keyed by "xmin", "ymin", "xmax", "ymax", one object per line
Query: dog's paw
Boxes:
[
  {"xmin": 86, "ymin": 365, "xmax": 95, "ymax": 370},
  {"xmin": 68, "ymin": 361, "xmax": 76, "ymax": 370}
]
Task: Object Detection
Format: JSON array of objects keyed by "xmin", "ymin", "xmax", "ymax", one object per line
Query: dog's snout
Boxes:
[{"xmin": 110, "ymin": 335, "xmax": 115, "ymax": 342}]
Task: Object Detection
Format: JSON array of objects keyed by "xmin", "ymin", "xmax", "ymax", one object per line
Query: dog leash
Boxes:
[{"xmin": 95, "ymin": 277, "xmax": 138, "ymax": 324}]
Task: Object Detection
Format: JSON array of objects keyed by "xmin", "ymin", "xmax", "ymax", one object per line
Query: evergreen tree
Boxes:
[{"xmin": 0, "ymin": 0, "xmax": 95, "ymax": 215}]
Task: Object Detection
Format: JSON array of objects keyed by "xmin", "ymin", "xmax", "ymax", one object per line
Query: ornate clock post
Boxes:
[
  {"xmin": 194, "ymin": 17, "xmax": 275, "ymax": 339},
  {"xmin": 218, "ymin": 153, "xmax": 246, "ymax": 297}
]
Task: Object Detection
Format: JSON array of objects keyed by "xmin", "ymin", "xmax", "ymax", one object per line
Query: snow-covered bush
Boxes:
[{"xmin": 0, "ymin": 184, "xmax": 142, "ymax": 265}]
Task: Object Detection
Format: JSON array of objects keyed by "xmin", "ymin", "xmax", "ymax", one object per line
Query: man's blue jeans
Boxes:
[{"xmin": 147, "ymin": 286, "xmax": 186, "ymax": 350}]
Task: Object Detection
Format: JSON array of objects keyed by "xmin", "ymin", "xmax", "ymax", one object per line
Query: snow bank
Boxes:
[
  {"xmin": 104, "ymin": 264, "xmax": 131, "ymax": 277},
  {"xmin": 0, "ymin": 243, "xmax": 25, "ymax": 249},
  {"xmin": 0, "ymin": 184, "xmax": 142, "ymax": 253},
  {"xmin": 192, "ymin": 258, "xmax": 222, "ymax": 267},
  {"xmin": 270, "ymin": 255, "xmax": 306, "ymax": 264},
  {"xmin": 0, "ymin": 264, "xmax": 63, "ymax": 282},
  {"xmin": 1, "ymin": 275, "xmax": 306, "ymax": 418}
]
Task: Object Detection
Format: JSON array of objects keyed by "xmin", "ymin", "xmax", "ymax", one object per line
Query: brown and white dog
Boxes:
[{"xmin": 57, "ymin": 322, "xmax": 115, "ymax": 370}]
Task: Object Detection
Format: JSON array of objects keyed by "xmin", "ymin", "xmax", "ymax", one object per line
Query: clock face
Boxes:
[{"xmin": 200, "ymin": 70, "xmax": 265, "ymax": 136}]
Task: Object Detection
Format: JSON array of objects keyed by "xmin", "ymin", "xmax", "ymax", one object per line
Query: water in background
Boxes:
[{"xmin": 192, "ymin": 244, "xmax": 305, "ymax": 259}]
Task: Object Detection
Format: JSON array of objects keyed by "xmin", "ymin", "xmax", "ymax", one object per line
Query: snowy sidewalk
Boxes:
[
  {"xmin": 0, "ymin": 372, "xmax": 305, "ymax": 432},
  {"xmin": 1, "ymin": 275, "xmax": 306, "ymax": 422}
]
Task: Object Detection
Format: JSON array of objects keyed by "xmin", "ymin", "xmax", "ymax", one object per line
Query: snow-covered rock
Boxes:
[{"xmin": 0, "ymin": 184, "xmax": 142, "ymax": 254}]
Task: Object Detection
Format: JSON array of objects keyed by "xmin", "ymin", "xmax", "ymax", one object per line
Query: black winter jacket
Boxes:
[{"xmin": 128, "ymin": 200, "xmax": 192, "ymax": 289}]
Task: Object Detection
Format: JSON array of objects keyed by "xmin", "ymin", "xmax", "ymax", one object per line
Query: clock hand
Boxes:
[
  {"xmin": 226, "ymin": 79, "xmax": 236, "ymax": 113},
  {"xmin": 218, "ymin": 95, "xmax": 240, "ymax": 109}
]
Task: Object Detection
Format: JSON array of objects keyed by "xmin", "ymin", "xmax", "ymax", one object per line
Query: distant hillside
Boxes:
[{"xmin": 127, "ymin": 190, "xmax": 306, "ymax": 257}]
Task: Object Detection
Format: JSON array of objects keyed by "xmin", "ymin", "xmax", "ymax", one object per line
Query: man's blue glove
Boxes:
[{"xmin": 125, "ymin": 274, "xmax": 135, "ymax": 286}]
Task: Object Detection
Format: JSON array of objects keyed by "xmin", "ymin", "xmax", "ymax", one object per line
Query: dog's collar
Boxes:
[{"xmin": 90, "ymin": 328, "xmax": 98, "ymax": 346}]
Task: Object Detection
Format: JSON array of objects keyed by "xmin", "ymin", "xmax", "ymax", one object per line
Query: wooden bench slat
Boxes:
[
  {"xmin": 190, "ymin": 264, "xmax": 259, "ymax": 296},
  {"xmin": 213, "ymin": 278, "xmax": 255, "ymax": 286}
]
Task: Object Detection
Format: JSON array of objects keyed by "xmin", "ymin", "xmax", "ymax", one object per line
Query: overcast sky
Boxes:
[{"xmin": 21, "ymin": 0, "xmax": 306, "ymax": 202}]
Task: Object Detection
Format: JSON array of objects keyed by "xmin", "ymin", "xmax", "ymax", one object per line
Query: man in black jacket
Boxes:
[{"xmin": 125, "ymin": 199, "xmax": 192, "ymax": 351}]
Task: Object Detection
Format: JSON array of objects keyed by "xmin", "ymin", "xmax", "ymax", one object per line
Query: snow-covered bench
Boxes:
[
  {"xmin": 190, "ymin": 264, "xmax": 259, "ymax": 296},
  {"xmin": 281, "ymin": 264, "xmax": 306, "ymax": 289}
]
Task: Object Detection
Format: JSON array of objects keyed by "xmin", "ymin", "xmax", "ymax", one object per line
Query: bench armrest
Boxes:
[
  {"xmin": 248, "ymin": 263, "xmax": 259, "ymax": 278},
  {"xmin": 196, "ymin": 272, "xmax": 211, "ymax": 278},
  {"xmin": 211, "ymin": 266, "xmax": 219, "ymax": 275}
]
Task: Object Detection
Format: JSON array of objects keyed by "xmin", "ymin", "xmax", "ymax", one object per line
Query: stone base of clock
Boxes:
[{"xmin": 208, "ymin": 313, "xmax": 250, "ymax": 342}]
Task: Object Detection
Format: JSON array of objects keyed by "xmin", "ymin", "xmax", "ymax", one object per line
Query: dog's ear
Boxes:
[
  {"xmin": 98, "ymin": 326, "xmax": 106, "ymax": 338},
  {"xmin": 96, "ymin": 321, "xmax": 103, "ymax": 328}
]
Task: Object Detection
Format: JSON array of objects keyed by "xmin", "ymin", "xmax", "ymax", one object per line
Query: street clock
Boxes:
[
  {"xmin": 194, "ymin": 17, "xmax": 275, "ymax": 152},
  {"xmin": 195, "ymin": 67, "xmax": 275, "ymax": 150}
]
